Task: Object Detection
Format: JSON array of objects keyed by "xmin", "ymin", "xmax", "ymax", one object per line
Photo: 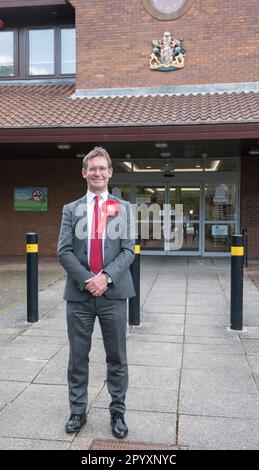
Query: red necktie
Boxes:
[{"xmin": 89, "ymin": 196, "xmax": 103, "ymax": 274}]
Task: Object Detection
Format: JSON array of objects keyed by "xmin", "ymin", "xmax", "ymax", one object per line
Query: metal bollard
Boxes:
[
  {"xmin": 230, "ymin": 234, "xmax": 244, "ymax": 330},
  {"xmin": 26, "ymin": 232, "xmax": 39, "ymax": 323},
  {"xmin": 129, "ymin": 239, "xmax": 141, "ymax": 326}
]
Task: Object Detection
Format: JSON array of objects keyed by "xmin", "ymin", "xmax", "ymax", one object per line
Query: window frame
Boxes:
[{"xmin": 0, "ymin": 24, "xmax": 75, "ymax": 80}]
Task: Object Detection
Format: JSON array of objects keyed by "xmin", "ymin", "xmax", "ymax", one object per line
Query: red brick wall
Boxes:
[
  {"xmin": 240, "ymin": 156, "xmax": 259, "ymax": 258},
  {"xmin": 0, "ymin": 159, "xmax": 85, "ymax": 256},
  {"xmin": 72, "ymin": 0, "xmax": 259, "ymax": 90}
]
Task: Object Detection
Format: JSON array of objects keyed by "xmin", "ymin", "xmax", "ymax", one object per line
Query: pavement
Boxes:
[{"xmin": 0, "ymin": 256, "xmax": 259, "ymax": 450}]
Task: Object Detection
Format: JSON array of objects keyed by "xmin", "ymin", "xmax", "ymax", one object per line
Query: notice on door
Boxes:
[{"xmin": 212, "ymin": 224, "xmax": 228, "ymax": 236}]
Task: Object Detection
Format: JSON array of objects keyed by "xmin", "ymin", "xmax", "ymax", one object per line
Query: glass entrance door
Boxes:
[
  {"xmin": 167, "ymin": 185, "xmax": 201, "ymax": 254},
  {"xmin": 135, "ymin": 184, "xmax": 201, "ymax": 254},
  {"xmin": 135, "ymin": 185, "xmax": 165, "ymax": 251},
  {"xmin": 116, "ymin": 181, "xmax": 238, "ymax": 255},
  {"xmin": 203, "ymin": 183, "xmax": 237, "ymax": 254}
]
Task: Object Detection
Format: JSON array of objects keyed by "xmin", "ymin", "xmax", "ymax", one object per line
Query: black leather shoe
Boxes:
[
  {"xmin": 110, "ymin": 412, "xmax": 128, "ymax": 439},
  {"xmin": 65, "ymin": 413, "xmax": 86, "ymax": 433}
]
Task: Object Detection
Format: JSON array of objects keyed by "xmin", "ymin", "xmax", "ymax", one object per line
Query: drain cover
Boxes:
[{"xmin": 89, "ymin": 439, "xmax": 178, "ymax": 450}]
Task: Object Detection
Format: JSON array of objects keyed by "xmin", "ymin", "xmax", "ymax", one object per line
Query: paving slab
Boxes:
[
  {"xmin": 0, "ymin": 437, "xmax": 70, "ymax": 450},
  {"xmin": 186, "ymin": 305, "xmax": 229, "ymax": 315},
  {"xmin": 142, "ymin": 304, "xmax": 185, "ymax": 313},
  {"xmin": 181, "ymin": 368, "xmax": 257, "ymax": 394},
  {"xmin": 241, "ymin": 339, "xmax": 259, "ymax": 355},
  {"xmin": 127, "ymin": 341, "xmax": 182, "ymax": 368},
  {"xmin": 129, "ymin": 333, "xmax": 183, "ymax": 343},
  {"xmin": 141, "ymin": 312, "xmax": 184, "ymax": 320},
  {"xmin": 182, "ymin": 352, "xmax": 249, "ymax": 371},
  {"xmin": 0, "ymin": 381, "xmax": 28, "ymax": 411},
  {"xmin": 129, "ymin": 365, "xmax": 180, "ymax": 390},
  {"xmin": 132, "ymin": 321, "xmax": 184, "ymax": 336},
  {"xmin": 0, "ymin": 384, "xmax": 72, "ymax": 441},
  {"xmin": 180, "ymin": 388, "xmax": 259, "ymax": 419},
  {"xmin": 0, "ymin": 357, "xmax": 47, "ymax": 382},
  {"xmin": 185, "ymin": 324, "xmax": 236, "ymax": 338},
  {"xmin": 1, "ymin": 335, "xmax": 65, "ymax": 360},
  {"xmin": 178, "ymin": 415, "xmax": 259, "ymax": 450},
  {"xmin": 183, "ymin": 342, "xmax": 244, "ymax": 355},
  {"xmin": 185, "ymin": 314, "xmax": 227, "ymax": 326}
]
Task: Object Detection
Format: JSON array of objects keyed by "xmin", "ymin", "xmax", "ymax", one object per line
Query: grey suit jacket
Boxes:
[{"xmin": 57, "ymin": 193, "xmax": 136, "ymax": 301}]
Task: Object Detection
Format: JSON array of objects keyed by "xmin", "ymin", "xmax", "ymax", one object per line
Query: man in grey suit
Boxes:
[{"xmin": 57, "ymin": 147, "xmax": 135, "ymax": 438}]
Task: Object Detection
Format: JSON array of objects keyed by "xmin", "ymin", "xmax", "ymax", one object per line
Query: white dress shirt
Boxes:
[{"xmin": 86, "ymin": 190, "xmax": 108, "ymax": 268}]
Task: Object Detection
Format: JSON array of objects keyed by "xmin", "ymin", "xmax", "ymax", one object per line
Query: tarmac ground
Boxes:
[{"xmin": 0, "ymin": 256, "xmax": 259, "ymax": 450}]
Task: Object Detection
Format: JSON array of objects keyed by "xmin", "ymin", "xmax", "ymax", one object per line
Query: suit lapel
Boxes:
[
  {"xmin": 104, "ymin": 194, "xmax": 119, "ymax": 254},
  {"xmin": 76, "ymin": 194, "xmax": 88, "ymax": 253}
]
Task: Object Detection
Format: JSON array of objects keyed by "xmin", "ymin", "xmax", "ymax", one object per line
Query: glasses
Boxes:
[{"xmin": 87, "ymin": 166, "xmax": 110, "ymax": 174}]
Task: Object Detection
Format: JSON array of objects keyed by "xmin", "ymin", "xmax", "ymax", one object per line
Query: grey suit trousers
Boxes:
[{"xmin": 66, "ymin": 295, "xmax": 128, "ymax": 416}]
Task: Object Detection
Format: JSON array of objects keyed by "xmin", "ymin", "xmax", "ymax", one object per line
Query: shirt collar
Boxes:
[{"xmin": 87, "ymin": 190, "xmax": 109, "ymax": 203}]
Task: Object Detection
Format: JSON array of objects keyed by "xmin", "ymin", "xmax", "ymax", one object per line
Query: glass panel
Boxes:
[
  {"xmin": 205, "ymin": 223, "xmax": 235, "ymax": 253},
  {"xmin": 109, "ymin": 184, "xmax": 131, "ymax": 201},
  {"xmin": 0, "ymin": 31, "xmax": 14, "ymax": 76},
  {"xmin": 169, "ymin": 186, "xmax": 200, "ymax": 251},
  {"xmin": 205, "ymin": 184, "xmax": 236, "ymax": 221},
  {"xmin": 130, "ymin": 159, "xmax": 203, "ymax": 173},
  {"xmin": 204, "ymin": 158, "xmax": 240, "ymax": 172},
  {"xmin": 153, "ymin": 0, "xmax": 185, "ymax": 13},
  {"xmin": 112, "ymin": 161, "xmax": 133, "ymax": 173},
  {"xmin": 29, "ymin": 29, "xmax": 54, "ymax": 75},
  {"xmin": 135, "ymin": 186, "xmax": 165, "ymax": 250},
  {"xmin": 61, "ymin": 28, "xmax": 76, "ymax": 74}
]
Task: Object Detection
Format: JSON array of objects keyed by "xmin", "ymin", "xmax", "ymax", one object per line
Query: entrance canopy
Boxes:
[{"xmin": 0, "ymin": 83, "xmax": 259, "ymax": 143}]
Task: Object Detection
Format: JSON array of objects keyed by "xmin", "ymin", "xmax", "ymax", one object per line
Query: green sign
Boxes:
[{"xmin": 14, "ymin": 187, "xmax": 48, "ymax": 212}]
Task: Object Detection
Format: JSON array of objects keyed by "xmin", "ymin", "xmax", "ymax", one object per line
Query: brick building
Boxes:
[{"xmin": 0, "ymin": 0, "xmax": 258, "ymax": 257}]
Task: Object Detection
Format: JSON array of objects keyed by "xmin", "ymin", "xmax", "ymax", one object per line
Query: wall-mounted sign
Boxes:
[
  {"xmin": 212, "ymin": 225, "xmax": 228, "ymax": 237},
  {"xmin": 14, "ymin": 187, "xmax": 48, "ymax": 211},
  {"xmin": 150, "ymin": 31, "xmax": 185, "ymax": 71}
]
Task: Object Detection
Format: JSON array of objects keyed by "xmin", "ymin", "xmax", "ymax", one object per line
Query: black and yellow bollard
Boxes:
[
  {"xmin": 129, "ymin": 238, "xmax": 141, "ymax": 326},
  {"xmin": 230, "ymin": 235, "xmax": 244, "ymax": 330},
  {"xmin": 26, "ymin": 232, "xmax": 39, "ymax": 323}
]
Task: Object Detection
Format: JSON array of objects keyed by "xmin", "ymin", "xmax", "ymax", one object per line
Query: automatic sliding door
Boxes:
[
  {"xmin": 168, "ymin": 185, "xmax": 201, "ymax": 253},
  {"xmin": 204, "ymin": 183, "xmax": 236, "ymax": 253},
  {"xmin": 135, "ymin": 185, "xmax": 165, "ymax": 251}
]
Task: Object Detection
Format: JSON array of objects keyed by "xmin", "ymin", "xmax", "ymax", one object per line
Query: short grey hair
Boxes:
[{"xmin": 82, "ymin": 146, "xmax": 112, "ymax": 169}]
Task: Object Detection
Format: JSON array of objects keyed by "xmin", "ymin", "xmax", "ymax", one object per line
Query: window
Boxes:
[
  {"xmin": 29, "ymin": 29, "xmax": 54, "ymax": 75},
  {"xmin": 0, "ymin": 31, "xmax": 14, "ymax": 76},
  {"xmin": 0, "ymin": 26, "xmax": 75, "ymax": 79},
  {"xmin": 61, "ymin": 28, "xmax": 76, "ymax": 74},
  {"xmin": 143, "ymin": 0, "xmax": 194, "ymax": 20}
]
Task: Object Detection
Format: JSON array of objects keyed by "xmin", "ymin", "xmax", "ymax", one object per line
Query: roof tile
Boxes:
[{"xmin": 0, "ymin": 84, "xmax": 258, "ymax": 128}]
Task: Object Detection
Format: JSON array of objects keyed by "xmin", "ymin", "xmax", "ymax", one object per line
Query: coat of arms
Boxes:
[{"xmin": 149, "ymin": 31, "xmax": 185, "ymax": 71}]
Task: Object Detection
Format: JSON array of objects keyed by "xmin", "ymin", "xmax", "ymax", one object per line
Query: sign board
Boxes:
[
  {"xmin": 14, "ymin": 187, "xmax": 48, "ymax": 211},
  {"xmin": 212, "ymin": 224, "xmax": 228, "ymax": 236}
]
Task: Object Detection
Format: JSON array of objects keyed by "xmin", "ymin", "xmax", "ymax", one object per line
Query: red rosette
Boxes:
[
  {"xmin": 97, "ymin": 200, "xmax": 119, "ymax": 236},
  {"xmin": 102, "ymin": 200, "xmax": 119, "ymax": 217}
]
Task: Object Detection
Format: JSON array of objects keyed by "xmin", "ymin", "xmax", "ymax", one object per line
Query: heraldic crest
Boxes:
[{"xmin": 149, "ymin": 31, "xmax": 185, "ymax": 71}]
